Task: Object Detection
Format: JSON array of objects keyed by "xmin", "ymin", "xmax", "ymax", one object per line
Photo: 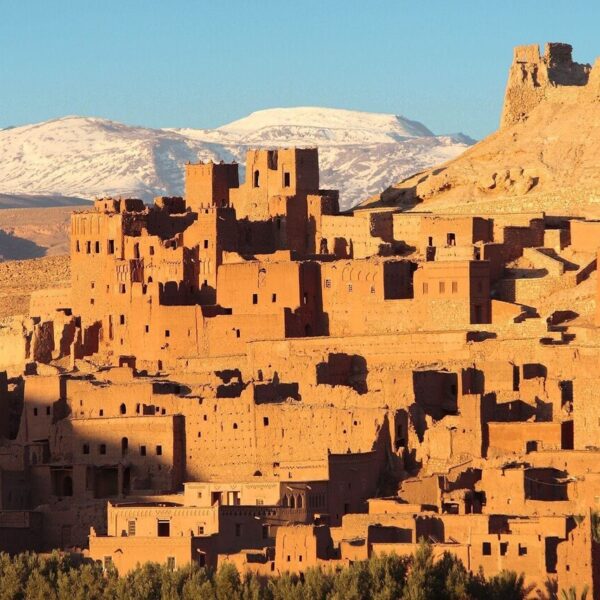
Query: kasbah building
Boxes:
[{"xmin": 5, "ymin": 41, "xmax": 600, "ymax": 596}]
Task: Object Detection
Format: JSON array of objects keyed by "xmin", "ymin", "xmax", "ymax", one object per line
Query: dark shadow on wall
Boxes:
[{"xmin": 316, "ymin": 353, "xmax": 368, "ymax": 394}]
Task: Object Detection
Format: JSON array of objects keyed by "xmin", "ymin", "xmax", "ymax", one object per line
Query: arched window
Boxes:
[
  {"xmin": 253, "ymin": 170, "xmax": 260, "ymax": 188},
  {"xmin": 120, "ymin": 403, "xmax": 127, "ymax": 415},
  {"xmin": 121, "ymin": 437, "xmax": 129, "ymax": 456}
]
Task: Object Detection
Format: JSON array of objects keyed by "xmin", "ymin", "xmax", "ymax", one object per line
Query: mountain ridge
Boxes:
[{"xmin": 0, "ymin": 107, "xmax": 473, "ymax": 210}]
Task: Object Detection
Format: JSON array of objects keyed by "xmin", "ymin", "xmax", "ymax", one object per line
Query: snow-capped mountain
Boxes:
[{"xmin": 0, "ymin": 107, "xmax": 474, "ymax": 210}]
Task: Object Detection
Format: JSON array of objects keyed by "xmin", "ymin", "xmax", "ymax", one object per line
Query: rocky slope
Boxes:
[
  {"xmin": 0, "ymin": 107, "xmax": 473, "ymax": 210},
  {"xmin": 358, "ymin": 43, "xmax": 600, "ymax": 217}
]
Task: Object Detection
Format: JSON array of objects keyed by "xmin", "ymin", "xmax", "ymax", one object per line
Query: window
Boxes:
[
  {"xmin": 103, "ymin": 556, "xmax": 113, "ymax": 570},
  {"xmin": 422, "ymin": 282, "xmax": 428, "ymax": 294},
  {"xmin": 253, "ymin": 170, "xmax": 260, "ymax": 187},
  {"xmin": 235, "ymin": 523, "xmax": 242, "ymax": 537},
  {"xmin": 119, "ymin": 284, "xmax": 126, "ymax": 294},
  {"xmin": 325, "ymin": 279, "xmax": 331, "ymax": 288},
  {"xmin": 447, "ymin": 233, "xmax": 456, "ymax": 246},
  {"xmin": 33, "ymin": 408, "xmax": 38, "ymax": 416},
  {"xmin": 121, "ymin": 437, "xmax": 128, "ymax": 455},
  {"xmin": 233, "ymin": 423, "xmax": 238, "ymax": 429},
  {"xmin": 518, "ymin": 544, "xmax": 527, "ymax": 556},
  {"xmin": 86, "ymin": 241, "xmax": 91, "ymax": 254},
  {"xmin": 119, "ymin": 314, "xmax": 125, "ymax": 325},
  {"xmin": 83, "ymin": 443, "xmax": 90, "ymax": 455},
  {"xmin": 76, "ymin": 240, "xmax": 80, "ymax": 252},
  {"xmin": 500, "ymin": 542, "xmax": 508, "ymax": 556},
  {"xmin": 167, "ymin": 557, "xmax": 175, "ymax": 571},
  {"xmin": 272, "ymin": 293, "xmax": 277, "ymax": 303},
  {"xmin": 149, "ymin": 245, "xmax": 154, "ymax": 255},
  {"xmin": 257, "ymin": 499, "xmax": 264, "ymax": 505},
  {"xmin": 99, "ymin": 444, "xmax": 106, "ymax": 455},
  {"xmin": 95, "ymin": 241, "xmax": 100, "ymax": 253},
  {"xmin": 348, "ymin": 283, "xmax": 353, "ymax": 292},
  {"xmin": 263, "ymin": 417, "xmax": 269, "ymax": 426},
  {"xmin": 157, "ymin": 520, "xmax": 170, "ymax": 537},
  {"xmin": 370, "ymin": 286, "xmax": 375, "ymax": 294},
  {"xmin": 156, "ymin": 445, "xmax": 162, "ymax": 456},
  {"xmin": 262, "ymin": 524, "xmax": 269, "ymax": 538},
  {"xmin": 283, "ymin": 172, "xmax": 291, "ymax": 187},
  {"xmin": 439, "ymin": 281, "xmax": 445, "ymax": 293},
  {"xmin": 236, "ymin": 329, "xmax": 240, "ymax": 338},
  {"xmin": 165, "ymin": 330, "xmax": 170, "ymax": 338},
  {"xmin": 252, "ymin": 293, "xmax": 258, "ymax": 304},
  {"xmin": 204, "ymin": 240, "xmax": 209, "ymax": 249},
  {"xmin": 46, "ymin": 406, "xmax": 51, "ymax": 415},
  {"xmin": 145, "ymin": 325, "xmax": 149, "ymax": 333},
  {"xmin": 120, "ymin": 403, "xmax": 126, "ymax": 415},
  {"xmin": 128, "ymin": 520, "xmax": 136, "ymax": 536},
  {"xmin": 140, "ymin": 445, "xmax": 147, "ymax": 456},
  {"xmin": 452, "ymin": 281, "xmax": 458, "ymax": 293},
  {"xmin": 108, "ymin": 240, "xmax": 115, "ymax": 254},
  {"xmin": 482, "ymin": 542, "xmax": 491, "ymax": 555}
]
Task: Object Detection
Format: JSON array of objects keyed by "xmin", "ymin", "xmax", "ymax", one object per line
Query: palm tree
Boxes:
[{"xmin": 560, "ymin": 585, "xmax": 589, "ymax": 600}]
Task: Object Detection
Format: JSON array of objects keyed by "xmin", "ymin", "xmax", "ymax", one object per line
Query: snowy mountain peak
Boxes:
[
  {"xmin": 218, "ymin": 106, "xmax": 433, "ymax": 138},
  {"xmin": 0, "ymin": 107, "xmax": 474, "ymax": 209}
]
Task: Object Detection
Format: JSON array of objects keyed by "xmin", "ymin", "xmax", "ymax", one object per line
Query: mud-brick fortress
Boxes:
[{"xmin": 4, "ymin": 41, "xmax": 600, "ymax": 596}]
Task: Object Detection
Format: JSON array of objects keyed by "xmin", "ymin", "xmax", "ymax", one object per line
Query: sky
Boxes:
[{"xmin": 1, "ymin": 1, "xmax": 600, "ymax": 139}]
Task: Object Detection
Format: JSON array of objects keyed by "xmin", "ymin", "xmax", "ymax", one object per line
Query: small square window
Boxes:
[{"xmin": 482, "ymin": 542, "xmax": 491, "ymax": 555}]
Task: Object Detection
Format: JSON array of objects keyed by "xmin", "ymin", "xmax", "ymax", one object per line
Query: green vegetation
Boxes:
[{"xmin": 0, "ymin": 542, "xmax": 580, "ymax": 600}]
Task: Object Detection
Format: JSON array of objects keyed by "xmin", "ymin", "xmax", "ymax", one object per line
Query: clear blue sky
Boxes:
[{"xmin": 1, "ymin": 0, "xmax": 600, "ymax": 138}]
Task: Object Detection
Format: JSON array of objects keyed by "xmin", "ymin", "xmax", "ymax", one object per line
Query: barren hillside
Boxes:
[
  {"xmin": 0, "ymin": 255, "xmax": 70, "ymax": 318},
  {"xmin": 358, "ymin": 43, "xmax": 600, "ymax": 217}
]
